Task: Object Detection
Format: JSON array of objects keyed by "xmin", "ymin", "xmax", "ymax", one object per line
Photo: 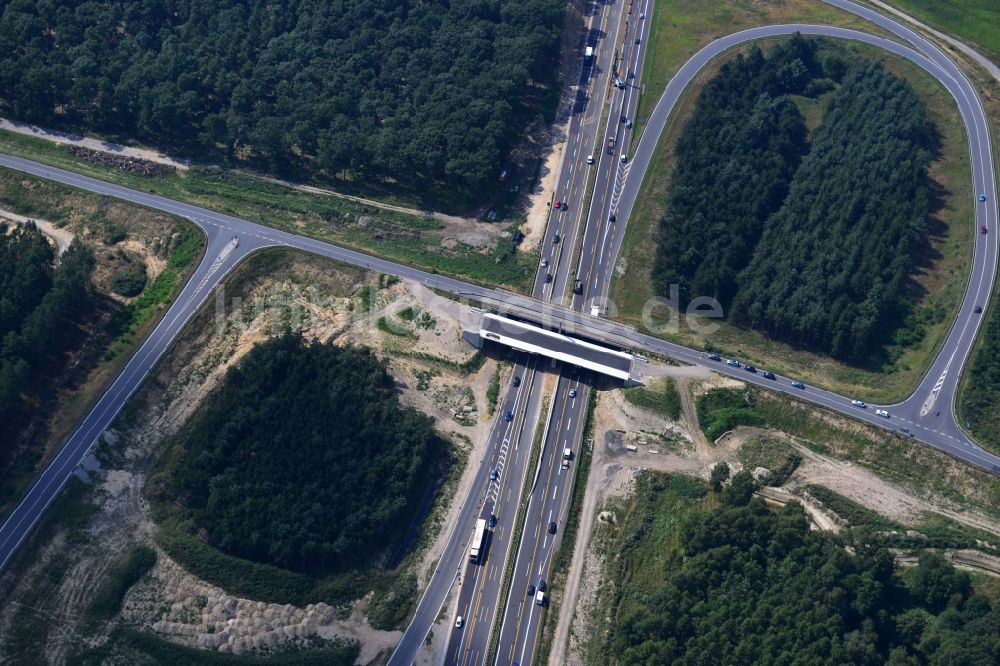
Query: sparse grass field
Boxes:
[
  {"xmin": 0, "ymin": 131, "xmax": 537, "ymax": 290},
  {"xmin": 885, "ymin": 0, "xmax": 1000, "ymax": 64},
  {"xmin": 616, "ymin": 36, "xmax": 973, "ymax": 404}
]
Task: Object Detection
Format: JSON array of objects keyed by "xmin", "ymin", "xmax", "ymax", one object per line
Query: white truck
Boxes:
[
  {"xmin": 469, "ymin": 518, "xmax": 487, "ymax": 564},
  {"xmin": 585, "ymin": 46, "xmax": 594, "ymax": 58},
  {"xmin": 535, "ymin": 590, "xmax": 546, "ymax": 606},
  {"xmin": 562, "ymin": 448, "xmax": 572, "ymax": 469}
]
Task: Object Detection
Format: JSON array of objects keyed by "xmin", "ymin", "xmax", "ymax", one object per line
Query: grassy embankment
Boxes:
[
  {"xmin": 616, "ymin": 30, "xmax": 973, "ymax": 403},
  {"xmin": 0, "ymin": 131, "xmax": 537, "ymax": 291}
]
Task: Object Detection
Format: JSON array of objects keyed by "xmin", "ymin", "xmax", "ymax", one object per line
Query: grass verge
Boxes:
[{"xmin": 0, "ymin": 131, "xmax": 536, "ymax": 291}]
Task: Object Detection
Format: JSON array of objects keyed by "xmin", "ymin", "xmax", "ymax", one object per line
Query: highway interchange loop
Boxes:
[{"xmin": 0, "ymin": 1, "xmax": 997, "ymax": 663}]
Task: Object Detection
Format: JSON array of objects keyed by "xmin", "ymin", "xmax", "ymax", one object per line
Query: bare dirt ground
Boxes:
[
  {"xmin": 520, "ymin": 124, "xmax": 567, "ymax": 250},
  {"xmin": 0, "ymin": 116, "xmax": 190, "ymax": 169},
  {"xmin": 0, "ymin": 252, "xmax": 502, "ymax": 664},
  {"xmin": 0, "ymin": 207, "xmax": 75, "ymax": 254}
]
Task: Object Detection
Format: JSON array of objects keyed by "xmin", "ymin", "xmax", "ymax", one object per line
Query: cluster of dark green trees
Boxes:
[
  {"xmin": 655, "ymin": 37, "xmax": 934, "ymax": 361},
  {"xmin": 0, "ymin": 223, "xmax": 93, "ymax": 448},
  {"xmin": 153, "ymin": 333, "xmax": 448, "ymax": 576},
  {"xmin": 0, "ymin": 0, "xmax": 562, "ymax": 193},
  {"xmin": 611, "ymin": 472, "xmax": 1000, "ymax": 665}
]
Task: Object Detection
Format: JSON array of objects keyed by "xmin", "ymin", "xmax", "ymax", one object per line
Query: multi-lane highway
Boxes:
[{"xmin": 0, "ymin": 2, "xmax": 998, "ymax": 665}]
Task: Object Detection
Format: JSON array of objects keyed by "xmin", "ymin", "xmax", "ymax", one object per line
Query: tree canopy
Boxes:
[
  {"xmin": 0, "ymin": 223, "xmax": 94, "ymax": 453},
  {"xmin": 152, "ymin": 333, "xmax": 448, "ymax": 576},
  {"xmin": 651, "ymin": 37, "xmax": 817, "ymax": 308},
  {"xmin": 653, "ymin": 37, "xmax": 935, "ymax": 362},
  {"xmin": 609, "ymin": 472, "xmax": 1000, "ymax": 665},
  {"xmin": 0, "ymin": 0, "xmax": 562, "ymax": 194},
  {"xmin": 732, "ymin": 62, "xmax": 932, "ymax": 359}
]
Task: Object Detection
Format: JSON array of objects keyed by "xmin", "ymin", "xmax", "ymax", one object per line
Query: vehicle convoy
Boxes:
[
  {"xmin": 469, "ymin": 518, "xmax": 487, "ymax": 564},
  {"xmin": 562, "ymin": 447, "xmax": 572, "ymax": 469}
]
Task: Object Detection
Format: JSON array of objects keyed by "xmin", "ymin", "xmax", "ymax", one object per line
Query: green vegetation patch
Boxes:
[
  {"xmin": 621, "ymin": 377, "xmax": 681, "ymax": 420},
  {"xmin": 149, "ymin": 333, "xmax": 450, "ymax": 579},
  {"xmin": 653, "ymin": 36, "xmax": 935, "ymax": 362},
  {"xmin": 737, "ymin": 436, "xmax": 801, "ymax": 486},
  {"xmin": 592, "ymin": 470, "xmax": 1000, "ymax": 665},
  {"xmin": 617, "ymin": 33, "xmax": 973, "ymax": 403},
  {"xmin": 695, "ymin": 387, "xmax": 763, "ymax": 441},
  {"xmin": 0, "ymin": 0, "xmax": 563, "ymax": 199}
]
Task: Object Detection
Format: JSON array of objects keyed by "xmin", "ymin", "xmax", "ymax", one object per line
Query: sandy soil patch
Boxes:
[
  {"xmin": 1, "ymin": 207, "xmax": 75, "ymax": 254},
  {"xmin": 520, "ymin": 124, "xmax": 566, "ymax": 250},
  {"xmin": 118, "ymin": 239, "xmax": 167, "ymax": 278}
]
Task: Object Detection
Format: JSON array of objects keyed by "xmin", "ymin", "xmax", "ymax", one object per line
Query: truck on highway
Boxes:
[
  {"xmin": 469, "ymin": 518, "xmax": 487, "ymax": 564},
  {"xmin": 562, "ymin": 448, "xmax": 572, "ymax": 469},
  {"xmin": 585, "ymin": 46, "xmax": 594, "ymax": 58},
  {"xmin": 535, "ymin": 590, "xmax": 546, "ymax": 606}
]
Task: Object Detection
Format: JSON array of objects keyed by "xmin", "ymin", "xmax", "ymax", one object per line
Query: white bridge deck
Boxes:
[{"xmin": 477, "ymin": 312, "xmax": 632, "ymax": 381}]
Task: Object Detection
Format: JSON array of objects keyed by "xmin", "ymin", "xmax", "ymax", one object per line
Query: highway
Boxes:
[
  {"xmin": 0, "ymin": 1, "xmax": 996, "ymax": 664},
  {"xmin": 489, "ymin": 0, "xmax": 656, "ymax": 661},
  {"xmin": 439, "ymin": 1, "xmax": 645, "ymax": 660}
]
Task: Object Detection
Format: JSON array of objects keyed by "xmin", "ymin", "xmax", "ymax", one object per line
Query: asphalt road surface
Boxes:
[{"xmin": 0, "ymin": 2, "xmax": 997, "ymax": 664}]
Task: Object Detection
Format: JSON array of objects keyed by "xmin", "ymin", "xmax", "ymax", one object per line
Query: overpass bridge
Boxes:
[{"xmin": 469, "ymin": 312, "xmax": 634, "ymax": 381}]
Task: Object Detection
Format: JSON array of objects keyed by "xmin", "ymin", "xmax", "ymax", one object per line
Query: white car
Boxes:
[
  {"xmin": 541, "ymin": 258, "xmax": 549, "ymax": 267},
  {"xmin": 569, "ymin": 389, "xmax": 577, "ymax": 398},
  {"xmin": 455, "ymin": 616, "xmax": 464, "ymax": 628},
  {"xmin": 851, "ymin": 399, "xmax": 866, "ymax": 408},
  {"xmin": 875, "ymin": 409, "xmax": 889, "ymax": 418}
]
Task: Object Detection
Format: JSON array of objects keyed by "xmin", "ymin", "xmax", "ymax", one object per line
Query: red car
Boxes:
[
  {"xmin": 553, "ymin": 199, "xmax": 561, "ymax": 210},
  {"xmin": 982, "ymin": 224, "xmax": 989, "ymax": 235}
]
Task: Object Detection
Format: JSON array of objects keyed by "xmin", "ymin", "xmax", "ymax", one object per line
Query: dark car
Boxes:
[
  {"xmin": 791, "ymin": 381, "xmax": 805, "ymax": 389},
  {"xmin": 979, "ymin": 193, "xmax": 987, "ymax": 202},
  {"xmin": 513, "ymin": 376, "xmax": 521, "ymax": 387},
  {"xmin": 744, "ymin": 364, "xmax": 757, "ymax": 373},
  {"xmin": 762, "ymin": 371, "xmax": 776, "ymax": 380},
  {"xmin": 544, "ymin": 273, "xmax": 553, "ymax": 283},
  {"xmin": 609, "ymin": 213, "xmax": 616, "ymax": 223},
  {"xmin": 707, "ymin": 353, "xmax": 721, "ymax": 361},
  {"xmin": 490, "ymin": 469, "xmax": 498, "ymax": 481},
  {"xmin": 488, "ymin": 514, "xmax": 497, "ymax": 528},
  {"xmin": 549, "ymin": 521, "xmax": 557, "ymax": 534},
  {"xmin": 553, "ymin": 234, "xmax": 561, "ymax": 244},
  {"xmin": 527, "ymin": 585, "xmax": 535, "ymax": 596},
  {"xmin": 634, "ymin": 37, "xmax": 640, "ymax": 44},
  {"xmin": 538, "ymin": 580, "xmax": 547, "ymax": 592},
  {"xmin": 561, "ymin": 201, "xmax": 568, "ymax": 211},
  {"xmin": 504, "ymin": 410, "xmax": 513, "ymax": 422},
  {"xmin": 981, "ymin": 224, "xmax": 989, "ymax": 235},
  {"xmin": 975, "ymin": 306, "xmax": 983, "ymax": 314}
]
